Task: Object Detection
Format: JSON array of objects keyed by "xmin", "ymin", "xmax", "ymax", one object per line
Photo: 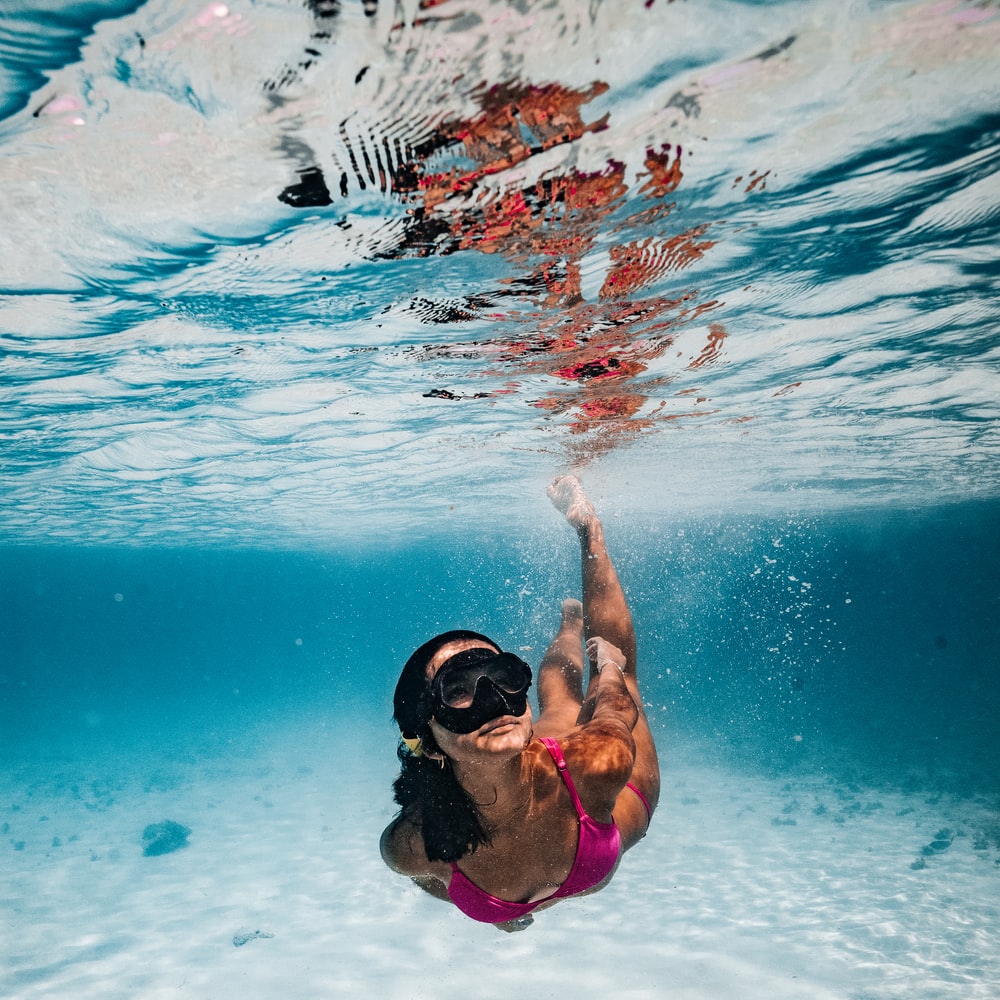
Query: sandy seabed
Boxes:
[{"xmin": 2, "ymin": 718, "xmax": 998, "ymax": 1000}]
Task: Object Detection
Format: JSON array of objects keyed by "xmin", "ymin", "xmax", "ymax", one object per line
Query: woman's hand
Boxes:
[
  {"xmin": 586, "ymin": 636, "xmax": 627, "ymax": 676},
  {"xmin": 585, "ymin": 634, "xmax": 639, "ymax": 742},
  {"xmin": 496, "ymin": 914, "xmax": 534, "ymax": 933}
]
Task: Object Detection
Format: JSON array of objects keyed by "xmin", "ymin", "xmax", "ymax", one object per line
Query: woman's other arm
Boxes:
[
  {"xmin": 567, "ymin": 637, "xmax": 638, "ymax": 815},
  {"xmin": 380, "ymin": 816, "xmax": 452, "ymax": 902}
]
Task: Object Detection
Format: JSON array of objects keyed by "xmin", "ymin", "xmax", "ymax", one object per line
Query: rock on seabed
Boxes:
[{"xmin": 142, "ymin": 820, "xmax": 191, "ymax": 856}]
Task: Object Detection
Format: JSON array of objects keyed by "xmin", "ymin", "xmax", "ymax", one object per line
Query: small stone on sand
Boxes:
[{"xmin": 142, "ymin": 820, "xmax": 191, "ymax": 856}]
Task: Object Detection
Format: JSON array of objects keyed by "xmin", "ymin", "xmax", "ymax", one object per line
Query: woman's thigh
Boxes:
[
  {"xmin": 535, "ymin": 634, "xmax": 585, "ymax": 736},
  {"xmin": 533, "ymin": 698, "xmax": 584, "ymax": 738},
  {"xmin": 594, "ymin": 671, "xmax": 660, "ymax": 849}
]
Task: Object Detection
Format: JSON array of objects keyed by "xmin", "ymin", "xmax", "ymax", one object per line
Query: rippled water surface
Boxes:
[{"xmin": 2, "ymin": 0, "xmax": 998, "ymax": 545}]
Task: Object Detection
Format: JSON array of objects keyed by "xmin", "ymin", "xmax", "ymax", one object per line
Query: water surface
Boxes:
[{"xmin": 1, "ymin": 0, "xmax": 998, "ymax": 544}]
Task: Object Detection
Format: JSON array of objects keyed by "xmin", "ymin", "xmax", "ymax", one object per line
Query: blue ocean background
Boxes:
[
  {"xmin": 4, "ymin": 502, "xmax": 998, "ymax": 789},
  {"xmin": 1, "ymin": 0, "xmax": 999, "ymax": 996}
]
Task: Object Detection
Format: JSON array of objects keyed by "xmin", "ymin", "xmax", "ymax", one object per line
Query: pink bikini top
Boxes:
[{"xmin": 447, "ymin": 737, "xmax": 622, "ymax": 924}]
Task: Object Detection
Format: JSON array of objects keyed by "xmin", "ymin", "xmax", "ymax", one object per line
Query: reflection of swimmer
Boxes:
[{"xmin": 380, "ymin": 476, "xmax": 660, "ymax": 931}]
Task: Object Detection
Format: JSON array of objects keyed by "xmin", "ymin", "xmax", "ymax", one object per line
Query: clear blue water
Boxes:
[
  {"xmin": 1, "ymin": 0, "xmax": 999, "ymax": 996},
  {"xmin": 3, "ymin": 504, "xmax": 998, "ymax": 786}
]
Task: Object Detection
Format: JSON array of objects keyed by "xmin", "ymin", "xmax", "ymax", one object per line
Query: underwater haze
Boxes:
[{"xmin": 1, "ymin": 0, "xmax": 999, "ymax": 997}]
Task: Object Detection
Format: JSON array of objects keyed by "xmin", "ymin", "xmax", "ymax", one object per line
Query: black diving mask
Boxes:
[{"xmin": 430, "ymin": 647, "xmax": 532, "ymax": 734}]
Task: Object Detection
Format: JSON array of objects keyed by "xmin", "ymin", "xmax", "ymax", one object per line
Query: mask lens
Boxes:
[
  {"xmin": 438, "ymin": 666, "xmax": 479, "ymax": 708},
  {"xmin": 488, "ymin": 655, "xmax": 531, "ymax": 694}
]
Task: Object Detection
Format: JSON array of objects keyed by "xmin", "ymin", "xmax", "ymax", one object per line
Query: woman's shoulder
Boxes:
[
  {"xmin": 380, "ymin": 812, "xmax": 431, "ymax": 876},
  {"xmin": 380, "ymin": 813, "xmax": 455, "ymax": 901},
  {"xmin": 536, "ymin": 728, "xmax": 635, "ymax": 815},
  {"xmin": 542, "ymin": 726, "xmax": 634, "ymax": 779}
]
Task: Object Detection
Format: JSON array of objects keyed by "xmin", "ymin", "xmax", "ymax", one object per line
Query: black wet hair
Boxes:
[
  {"xmin": 392, "ymin": 629, "xmax": 498, "ymax": 738},
  {"xmin": 391, "ymin": 629, "xmax": 499, "ymax": 863}
]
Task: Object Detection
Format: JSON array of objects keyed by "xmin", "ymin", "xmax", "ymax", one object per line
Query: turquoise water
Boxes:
[
  {"xmin": 1, "ymin": 0, "xmax": 999, "ymax": 996},
  {"xmin": 3, "ymin": 502, "xmax": 998, "ymax": 784},
  {"xmin": 2, "ymin": 510, "xmax": 998, "ymax": 997}
]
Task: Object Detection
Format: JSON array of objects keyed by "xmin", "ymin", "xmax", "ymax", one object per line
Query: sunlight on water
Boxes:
[{"xmin": 1, "ymin": 0, "xmax": 998, "ymax": 546}]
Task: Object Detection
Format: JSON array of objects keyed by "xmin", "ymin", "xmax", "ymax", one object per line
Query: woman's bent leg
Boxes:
[{"xmin": 533, "ymin": 599, "xmax": 586, "ymax": 737}]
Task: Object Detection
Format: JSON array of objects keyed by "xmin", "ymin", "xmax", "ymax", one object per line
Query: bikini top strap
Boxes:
[{"xmin": 538, "ymin": 736, "xmax": 586, "ymax": 820}]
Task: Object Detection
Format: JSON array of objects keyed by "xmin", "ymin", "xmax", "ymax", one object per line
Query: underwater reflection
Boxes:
[{"xmin": 281, "ymin": 61, "xmax": 730, "ymax": 463}]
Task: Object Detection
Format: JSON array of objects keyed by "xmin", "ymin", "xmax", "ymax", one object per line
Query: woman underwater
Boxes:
[{"xmin": 380, "ymin": 475, "xmax": 660, "ymax": 931}]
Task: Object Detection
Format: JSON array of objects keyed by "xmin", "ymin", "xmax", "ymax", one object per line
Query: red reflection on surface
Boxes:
[
  {"xmin": 394, "ymin": 80, "xmax": 610, "ymax": 214},
  {"xmin": 688, "ymin": 323, "xmax": 728, "ymax": 369},
  {"xmin": 733, "ymin": 170, "xmax": 770, "ymax": 193},
  {"xmin": 773, "ymin": 382, "xmax": 801, "ymax": 397},
  {"xmin": 600, "ymin": 226, "xmax": 716, "ymax": 300},
  {"xmin": 337, "ymin": 75, "xmax": 732, "ymax": 460},
  {"xmin": 637, "ymin": 143, "xmax": 685, "ymax": 199}
]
